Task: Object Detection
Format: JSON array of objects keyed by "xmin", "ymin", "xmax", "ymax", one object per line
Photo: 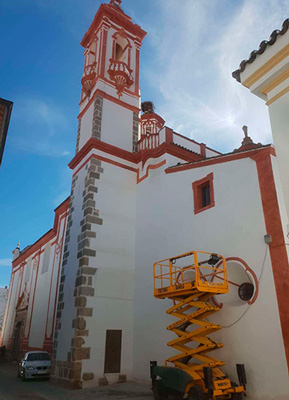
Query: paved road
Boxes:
[{"xmin": 0, "ymin": 362, "xmax": 153, "ymax": 400}]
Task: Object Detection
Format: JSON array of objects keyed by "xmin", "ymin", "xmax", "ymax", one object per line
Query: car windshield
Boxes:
[{"xmin": 27, "ymin": 353, "xmax": 50, "ymax": 361}]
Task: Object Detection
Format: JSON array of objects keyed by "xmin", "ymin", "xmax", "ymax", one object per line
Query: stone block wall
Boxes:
[
  {"xmin": 132, "ymin": 112, "xmax": 139, "ymax": 153},
  {"xmin": 51, "ymin": 158, "xmax": 104, "ymax": 388},
  {"xmin": 92, "ymin": 96, "xmax": 103, "ymax": 141}
]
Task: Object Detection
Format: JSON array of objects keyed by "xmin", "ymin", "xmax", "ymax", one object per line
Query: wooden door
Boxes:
[{"xmin": 104, "ymin": 330, "xmax": 122, "ymax": 374}]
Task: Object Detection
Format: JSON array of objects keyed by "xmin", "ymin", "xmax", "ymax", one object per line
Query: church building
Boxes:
[{"xmin": 1, "ymin": 2, "xmax": 289, "ymax": 400}]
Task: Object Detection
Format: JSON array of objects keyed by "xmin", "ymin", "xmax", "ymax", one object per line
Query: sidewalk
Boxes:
[{"xmin": 0, "ymin": 361, "xmax": 153, "ymax": 400}]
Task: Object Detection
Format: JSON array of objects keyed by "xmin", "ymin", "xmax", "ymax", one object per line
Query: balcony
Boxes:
[
  {"xmin": 108, "ymin": 60, "xmax": 134, "ymax": 97},
  {"xmin": 81, "ymin": 62, "xmax": 97, "ymax": 97},
  {"xmin": 138, "ymin": 133, "xmax": 159, "ymax": 151}
]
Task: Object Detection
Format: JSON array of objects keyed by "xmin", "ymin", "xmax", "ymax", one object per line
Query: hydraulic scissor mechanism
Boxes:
[{"xmin": 151, "ymin": 251, "xmax": 247, "ymax": 400}]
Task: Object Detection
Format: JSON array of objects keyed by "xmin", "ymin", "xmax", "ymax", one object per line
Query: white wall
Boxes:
[
  {"xmin": 172, "ymin": 133, "xmax": 201, "ymax": 153},
  {"xmin": 79, "ymin": 102, "xmax": 94, "ymax": 151},
  {"xmin": 81, "ymin": 160, "xmax": 136, "ymax": 386},
  {"xmin": 1, "ymin": 208, "xmax": 67, "ymax": 354},
  {"xmin": 29, "ymin": 246, "xmax": 53, "ymax": 347},
  {"xmin": 101, "ymin": 99, "xmax": 133, "ymax": 152},
  {"xmin": 133, "ymin": 156, "xmax": 289, "ymax": 400},
  {"xmin": 268, "ymin": 91, "xmax": 289, "ymax": 218}
]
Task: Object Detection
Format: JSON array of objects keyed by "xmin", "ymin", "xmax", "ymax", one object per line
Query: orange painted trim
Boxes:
[
  {"xmin": 45, "ymin": 213, "xmax": 67, "ymax": 338},
  {"xmin": 200, "ymin": 143, "xmax": 206, "ymax": 157},
  {"xmin": 17, "ymin": 265, "xmax": 24, "ymax": 302},
  {"xmin": 99, "ymin": 88, "xmax": 140, "ymax": 112},
  {"xmin": 135, "ymin": 47, "xmax": 140, "ymax": 95},
  {"xmin": 97, "ymin": 28, "xmax": 103, "ymax": 77},
  {"xmin": 100, "ymin": 28, "xmax": 108, "ymax": 78},
  {"xmin": 139, "ymin": 142, "xmax": 203, "ymax": 167},
  {"xmin": 165, "ymin": 127, "xmax": 174, "ymax": 144},
  {"xmin": 12, "ymin": 231, "xmax": 53, "ymax": 269},
  {"xmin": 73, "ymin": 153, "xmax": 138, "ymax": 177},
  {"xmin": 70, "ymin": 137, "xmax": 139, "ymax": 170},
  {"xmin": 192, "ymin": 172, "xmax": 215, "ymax": 215},
  {"xmin": 12, "ymin": 198, "xmax": 70, "ymax": 269},
  {"xmin": 78, "ymin": 88, "xmax": 140, "ymax": 120},
  {"xmin": 26, "ymin": 346, "xmax": 45, "ymax": 352},
  {"xmin": 141, "ymin": 113, "xmax": 165, "ymax": 127},
  {"xmin": 81, "ymin": 4, "xmax": 147, "ymax": 49},
  {"xmin": 252, "ymin": 151, "xmax": 289, "ymax": 369},
  {"xmin": 28, "ymin": 253, "xmax": 40, "ymax": 337},
  {"xmin": 97, "ymin": 76, "xmax": 140, "ymax": 98},
  {"xmin": 166, "ymin": 146, "xmax": 276, "ymax": 174},
  {"xmin": 71, "ymin": 138, "xmax": 203, "ymax": 175},
  {"xmin": 137, "ymin": 160, "xmax": 166, "ymax": 184}
]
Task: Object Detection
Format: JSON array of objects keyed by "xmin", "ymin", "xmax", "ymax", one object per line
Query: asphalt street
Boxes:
[{"xmin": 0, "ymin": 362, "xmax": 153, "ymax": 400}]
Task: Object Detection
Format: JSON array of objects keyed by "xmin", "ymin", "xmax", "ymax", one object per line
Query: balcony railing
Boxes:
[
  {"xmin": 81, "ymin": 62, "xmax": 97, "ymax": 96},
  {"xmin": 108, "ymin": 60, "xmax": 134, "ymax": 96},
  {"xmin": 138, "ymin": 133, "xmax": 159, "ymax": 151}
]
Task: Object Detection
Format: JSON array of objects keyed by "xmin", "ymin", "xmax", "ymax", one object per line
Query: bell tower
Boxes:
[
  {"xmin": 52, "ymin": 1, "xmax": 147, "ymax": 389},
  {"xmin": 76, "ymin": 0, "xmax": 147, "ymax": 153}
]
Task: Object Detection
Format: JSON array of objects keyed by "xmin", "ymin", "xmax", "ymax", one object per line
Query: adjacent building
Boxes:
[
  {"xmin": 0, "ymin": 200, "xmax": 69, "ymax": 359},
  {"xmin": 0, "ymin": 97, "xmax": 13, "ymax": 166},
  {"xmin": 0, "ymin": 288, "xmax": 8, "ymax": 330},
  {"xmin": 1, "ymin": 2, "xmax": 289, "ymax": 400}
]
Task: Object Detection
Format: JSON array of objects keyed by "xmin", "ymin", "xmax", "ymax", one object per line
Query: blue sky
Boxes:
[{"xmin": 0, "ymin": 0, "xmax": 287, "ymax": 286}]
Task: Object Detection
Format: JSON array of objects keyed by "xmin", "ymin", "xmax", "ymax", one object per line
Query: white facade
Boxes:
[
  {"xmin": 0, "ymin": 199, "xmax": 69, "ymax": 358},
  {"xmin": 134, "ymin": 153, "xmax": 289, "ymax": 400},
  {"xmin": 2, "ymin": 3, "xmax": 289, "ymax": 400},
  {"xmin": 234, "ymin": 22, "xmax": 289, "ymax": 220}
]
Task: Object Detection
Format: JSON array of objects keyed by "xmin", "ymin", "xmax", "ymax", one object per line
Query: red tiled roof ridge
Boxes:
[
  {"xmin": 171, "ymin": 142, "xmax": 205, "ymax": 158},
  {"xmin": 232, "ymin": 18, "xmax": 289, "ymax": 83}
]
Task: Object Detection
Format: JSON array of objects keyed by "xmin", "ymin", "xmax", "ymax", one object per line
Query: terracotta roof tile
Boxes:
[{"xmin": 232, "ymin": 18, "xmax": 289, "ymax": 82}]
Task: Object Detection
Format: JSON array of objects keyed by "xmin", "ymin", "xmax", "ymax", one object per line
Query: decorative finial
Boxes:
[
  {"xmin": 242, "ymin": 125, "xmax": 248, "ymax": 138},
  {"xmin": 234, "ymin": 125, "xmax": 262, "ymax": 153},
  {"xmin": 109, "ymin": 0, "xmax": 122, "ymax": 8},
  {"xmin": 16, "ymin": 241, "xmax": 20, "ymax": 249}
]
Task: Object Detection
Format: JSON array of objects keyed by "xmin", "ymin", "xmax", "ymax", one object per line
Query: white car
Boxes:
[{"xmin": 18, "ymin": 351, "xmax": 51, "ymax": 380}]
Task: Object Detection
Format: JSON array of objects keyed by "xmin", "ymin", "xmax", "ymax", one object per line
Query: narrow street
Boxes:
[{"xmin": 0, "ymin": 362, "xmax": 153, "ymax": 400}]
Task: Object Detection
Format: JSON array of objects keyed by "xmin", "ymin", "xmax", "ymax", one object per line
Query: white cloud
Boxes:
[
  {"xmin": 0, "ymin": 259, "xmax": 12, "ymax": 267},
  {"xmin": 144, "ymin": 0, "xmax": 288, "ymax": 153}
]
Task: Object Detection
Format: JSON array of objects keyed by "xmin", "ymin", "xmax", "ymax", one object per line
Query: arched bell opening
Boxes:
[
  {"xmin": 108, "ymin": 31, "xmax": 134, "ymax": 97},
  {"xmin": 114, "ymin": 37, "xmax": 129, "ymax": 64}
]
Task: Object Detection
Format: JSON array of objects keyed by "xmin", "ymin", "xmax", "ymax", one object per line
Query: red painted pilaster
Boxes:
[{"xmin": 252, "ymin": 150, "xmax": 289, "ymax": 370}]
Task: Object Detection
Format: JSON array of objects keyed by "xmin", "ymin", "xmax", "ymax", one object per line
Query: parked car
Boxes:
[{"xmin": 18, "ymin": 351, "xmax": 51, "ymax": 380}]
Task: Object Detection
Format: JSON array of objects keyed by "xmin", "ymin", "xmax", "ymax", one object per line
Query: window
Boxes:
[
  {"xmin": 192, "ymin": 173, "xmax": 215, "ymax": 214},
  {"xmin": 114, "ymin": 36, "xmax": 129, "ymax": 63},
  {"xmin": 112, "ymin": 30, "xmax": 132, "ymax": 66},
  {"xmin": 41, "ymin": 244, "xmax": 51, "ymax": 274},
  {"xmin": 27, "ymin": 353, "xmax": 50, "ymax": 361},
  {"xmin": 115, "ymin": 43, "xmax": 123, "ymax": 61},
  {"xmin": 24, "ymin": 258, "xmax": 32, "ymax": 282},
  {"xmin": 201, "ymin": 183, "xmax": 211, "ymax": 208}
]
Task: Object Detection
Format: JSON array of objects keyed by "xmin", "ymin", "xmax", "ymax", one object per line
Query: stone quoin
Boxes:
[{"xmin": 1, "ymin": 2, "xmax": 289, "ymax": 400}]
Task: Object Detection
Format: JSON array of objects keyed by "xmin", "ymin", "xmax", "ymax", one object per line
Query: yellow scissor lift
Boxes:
[{"xmin": 150, "ymin": 251, "xmax": 247, "ymax": 400}]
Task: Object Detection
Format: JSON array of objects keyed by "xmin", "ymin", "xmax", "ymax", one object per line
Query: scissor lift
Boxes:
[{"xmin": 150, "ymin": 251, "xmax": 247, "ymax": 400}]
